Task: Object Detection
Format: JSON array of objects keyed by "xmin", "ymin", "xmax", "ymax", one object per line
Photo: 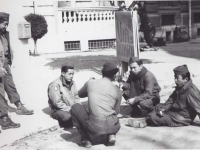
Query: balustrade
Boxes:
[
  {"xmin": 59, "ymin": 9, "xmax": 115, "ymax": 24},
  {"xmin": 57, "ymin": 7, "xmax": 118, "ymax": 51}
]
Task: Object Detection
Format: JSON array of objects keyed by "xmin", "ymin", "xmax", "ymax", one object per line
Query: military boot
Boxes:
[
  {"xmin": 107, "ymin": 134, "xmax": 116, "ymax": 146},
  {"xmin": 15, "ymin": 101, "xmax": 34, "ymax": 115},
  {"xmin": 1, "ymin": 116, "xmax": 20, "ymax": 130},
  {"xmin": 78, "ymin": 140, "xmax": 92, "ymax": 148}
]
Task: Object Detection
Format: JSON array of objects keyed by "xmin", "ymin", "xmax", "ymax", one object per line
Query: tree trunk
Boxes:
[{"xmin": 34, "ymin": 40, "xmax": 38, "ymax": 55}]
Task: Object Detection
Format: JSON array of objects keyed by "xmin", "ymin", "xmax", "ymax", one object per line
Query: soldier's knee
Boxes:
[
  {"xmin": 147, "ymin": 112, "xmax": 157, "ymax": 125},
  {"xmin": 139, "ymin": 101, "xmax": 150, "ymax": 110},
  {"xmin": 62, "ymin": 114, "xmax": 71, "ymax": 122},
  {"xmin": 71, "ymin": 103, "xmax": 82, "ymax": 112},
  {"xmin": 147, "ymin": 112, "xmax": 154, "ymax": 120}
]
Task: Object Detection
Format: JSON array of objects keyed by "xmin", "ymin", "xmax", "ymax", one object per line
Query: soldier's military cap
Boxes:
[
  {"xmin": 102, "ymin": 61, "xmax": 118, "ymax": 72},
  {"xmin": 0, "ymin": 12, "xmax": 9, "ymax": 19},
  {"xmin": 173, "ymin": 64, "xmax": 189, "ymax": 75}
]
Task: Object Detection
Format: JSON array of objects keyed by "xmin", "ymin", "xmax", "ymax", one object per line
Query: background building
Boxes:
[
  {"xmin": 145, "ymin": 1, "xmax": 200, "ymax": 43},
  {"xmin": 1, "ymin": 0, "xmax": 200, "ymax": 54}
]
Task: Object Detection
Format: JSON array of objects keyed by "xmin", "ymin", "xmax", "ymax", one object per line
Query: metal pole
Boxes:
[
  {"xmin": 188, "ymin": 0, "xmax": 192, "ymax": 39},
  {"xmin": 33, "ymin": 1, "xmax": 35, "ymax": 14}
]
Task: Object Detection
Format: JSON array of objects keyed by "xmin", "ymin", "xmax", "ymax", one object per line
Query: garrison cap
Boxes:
[
  {"xmin": 173, "ymin": 64, "xmax": 189, "ymax": 75},
  {"xmin": 102, "ymin": 61, "xmax": 118, "ymax": 72},
  {"xmin": 0, "ymin": 12, "xmax": 9, "ymax": 19}
]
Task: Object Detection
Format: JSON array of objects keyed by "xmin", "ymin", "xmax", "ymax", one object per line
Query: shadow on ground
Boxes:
[
  {"xmin": 42, "ymin": 107, "xmax": 51, "ymax": 116},
  {"xmin": 45, "ymin": 55, "xmax": 156, "ymax": 71},
  {"xmin": 163, "ymin": 39, "xmax": 200, "ymax": 61},
  {"xmin": 60, "ymin": 128, "xmax": 80, "ymax": 144}
]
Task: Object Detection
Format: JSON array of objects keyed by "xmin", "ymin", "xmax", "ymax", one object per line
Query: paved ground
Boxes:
[{"xmin": 1, "ymin": 38, "xmax": 200, "ymax": 149}]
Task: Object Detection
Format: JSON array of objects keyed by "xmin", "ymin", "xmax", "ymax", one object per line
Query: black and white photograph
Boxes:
[{"xmin": 0, "ymin": 0, "xmax": 200, "ymax": 149}]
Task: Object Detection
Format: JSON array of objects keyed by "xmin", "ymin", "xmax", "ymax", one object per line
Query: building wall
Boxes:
[
  {"xmin": 146, "ymin": 1, "xmax": 200, "ymax": 42},
  {"xmin": 2, "ymin": 0, "xmax": 200, "ymax": 54}
]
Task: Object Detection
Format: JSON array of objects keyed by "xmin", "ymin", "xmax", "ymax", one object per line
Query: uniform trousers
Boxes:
[
  {"xmin": 51, "ymin": 109, "xmax": 73, "ymax": 127},
  {"xmin": 3, "ymin": 57, "xmax": 20, "ymax": 104},
  {"xmin": 143, "ymin": 28, "xmax": 153, "ymax": 47},
  {"xmin": 0, "ymin": 94, "xmax": 8, "ymax": 118},
  {"xmin": 120, "ymin": 96, "xmax": 160, "ymax": 117},
  {"xmin": 0, "ymin": 74, "xmax": 8, "ymax": 118},
  {"xmin": 147, "ymin": 104, "xmax": 185, "ymax": 127},
  {"xmin": 71, "ymin": 103, "xmax": 120, "ymax": 145}
]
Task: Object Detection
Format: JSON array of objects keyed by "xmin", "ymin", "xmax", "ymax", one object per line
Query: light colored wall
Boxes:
[
  {"xmin": 58, "ymin": 9, "xmax": 116, "ymax": 51},
  {"xmin": 0, "ymin": 0, "xmax": 117, "ymax": 54},
  {"xmin": 0, "ymin": 0, "xmax": 32, "ymax": 67}
]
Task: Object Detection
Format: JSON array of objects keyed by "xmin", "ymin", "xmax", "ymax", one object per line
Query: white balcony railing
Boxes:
[
  {"xmin": 57, "ymin": 7, "xmax": 118, "ymax": 51},
  {"xmin": 58, "ymin": 7, "xmax": 118, "ymax": 23}
]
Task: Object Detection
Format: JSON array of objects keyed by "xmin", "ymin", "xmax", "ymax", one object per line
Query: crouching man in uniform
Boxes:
[
  {"xmin": 147, "ymin": 65, "xmax": 200, "ymax": 127},
  {"xmin": 120, "ymin": 57, "xmax": 161, "ymax": 118},
  {"xmin": 71, "ymin": 62, "xmax": 122, "ymax": 148},
  {"xmin": 48, "ymin": 65, "xmax": 80, "ymax": 128}
]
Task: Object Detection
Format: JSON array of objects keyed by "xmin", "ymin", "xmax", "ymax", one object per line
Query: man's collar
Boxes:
[
  {"xmin": 60, "ymin": 76, "xmax": 73, "ymax": 89},
  {"xmin": 182, "ymin": 79, "xmax": 192, "ymax": 91},
  {"xmin": 176, "ymin": 79, "xmax": 192, "ymax": 92}
]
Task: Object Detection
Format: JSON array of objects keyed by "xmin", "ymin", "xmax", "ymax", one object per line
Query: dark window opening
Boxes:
[
  {"xmin": 198, "ymin": 28, "xmax": 200, "ymax": 36},
  {"xmin": 166, "ymin": 31, "xmax": 171, "ymax": 41},
  {"xmin": 88, "ymin": 39, "xmax": 116, "ymax": 50},
  {"xmin": 194, "ymin": 13, "xmax": 200, "ymax": 23},
  {"xmin": 64, "ymin": 41, "xmax": 80, "ymax": 51},
  {"xmin": 162, "ymin": 14, "xmax": 175, "ymax": 25}
]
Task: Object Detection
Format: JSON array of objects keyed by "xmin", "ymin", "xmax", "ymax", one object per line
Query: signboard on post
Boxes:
[{"xmin": 115, "ymin": 11, "xmax": 140, "ymax": 75}]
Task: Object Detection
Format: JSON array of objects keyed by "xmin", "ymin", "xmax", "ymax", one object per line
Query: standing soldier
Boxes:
[
  {"xmin": 128, "ymin": 1, "xmax": 155, "ymax": 49},
  {"xmin": 0, "ymin": 12, "xmax": 33, "ymax": 115}
]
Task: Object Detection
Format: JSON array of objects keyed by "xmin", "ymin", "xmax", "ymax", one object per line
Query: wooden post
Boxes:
[
  {"xmin": 115, "ymin": 11, "xmax": 140, "ymax": 78},
  {"xmin": 188, "ymin": 0, "xmax": 192, "ymax": 39}
]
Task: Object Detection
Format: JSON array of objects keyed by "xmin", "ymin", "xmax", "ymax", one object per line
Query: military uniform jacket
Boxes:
[
  {"xmin": 0, "ymin": 31, "xmax": 13, "ymax": 68},
  {"xmin": 48, "ymin": 76, "xmax": 80, "ymax": 112},
  {"xmin": 123, "ymin": 67, "xmax": 161, "ymax": 103},
  {"xmin": 163, "ymin": 80, "xmax": 200, "ymax": 125}
]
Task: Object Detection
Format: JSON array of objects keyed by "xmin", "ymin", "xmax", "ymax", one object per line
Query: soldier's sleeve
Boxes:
[
  {"xmin": 0, "ymin": 39, "xmax": 5, "ymax": 77},
  {"xmin": 122, "ymin": 74, "xmax": 131, "ymax": 90},
  {"xmin": 134, "ymin": 73, "xmax": 154, "ymax": 103},
  {"xmin": 114, "ymin": 91, "xmax": 122, "ymax": 114},
  {"xmin": 187, "ymin": 87, "xmax": 200, "ymax": 119},
  {"xmin": 48, "ymin": 83, "xmax": 71, "ymax": 112},
  {"xmin": 5, "ymin": 32, "xmax": 13, "ymax": 66},
  {"xmin": 163, "ymin": 91, "xmax": 176, "ymax": 111},
  {"xmin": 78, "ymin": 81, "xmax": 88, "ymax": 98},
  {"xmin": 73, "ymin": 83, "xmax": 80, "ymax": 103}
]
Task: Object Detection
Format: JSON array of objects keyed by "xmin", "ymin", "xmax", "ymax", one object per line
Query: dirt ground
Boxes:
[
  {"xmin": 4, "ymin": 119, "xmax": 200, "ymax": 150},
  {"xmin": 1, "ymin": 38, "xmax": 200, "ymax": 150}
]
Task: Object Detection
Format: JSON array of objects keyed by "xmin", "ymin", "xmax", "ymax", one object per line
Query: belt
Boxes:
[{"xmin": 89, "ymin": 114, "xmax": 116, "ymax": 121}]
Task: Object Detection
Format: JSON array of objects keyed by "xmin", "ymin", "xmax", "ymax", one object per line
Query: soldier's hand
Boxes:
[
  {"xmin": 0, "ymin": 67, "xmax": 7, "ymax": 76},
  {"xmin": 127, "ymin": 98, "xmax": 136, "ymax": 105}
]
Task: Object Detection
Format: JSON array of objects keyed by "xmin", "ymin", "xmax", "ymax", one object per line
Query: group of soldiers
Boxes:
[
  {"xmin": 0, "ymin": 12, "xmax": 33, "ymax": 132},
  {"xmin": 48, "ymin": 57, "xmax": 200, "ymax": 148}
]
